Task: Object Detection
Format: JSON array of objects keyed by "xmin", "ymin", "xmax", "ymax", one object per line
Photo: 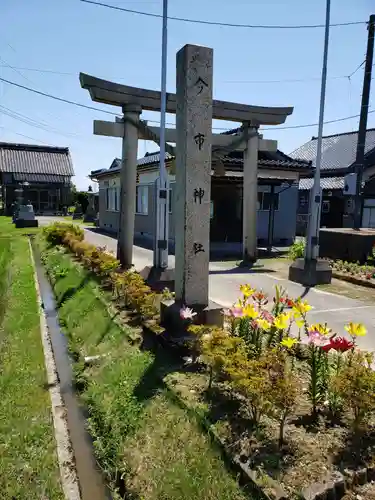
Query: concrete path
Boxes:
[{"xmin": 38, "ymin": 217, "xmax": 375, "ymax": 351}]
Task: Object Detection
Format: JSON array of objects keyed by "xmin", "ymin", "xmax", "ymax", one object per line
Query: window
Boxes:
[
  {"xmin": 322, "ymin": 200, "xmax": 330, "ymax": 213},
  {"xmin": 257, "ymin": 191, "xmax": 279, "ymax": 211},
  {"xmin": 136, "ymin": 185, "xmax": 148, "ymax": 214},
  {"xmin": 299, "ymin": 194, "xmax": 308, "ymax": 208},
  {"xmin": 169, "ymin": 189, "xmax": 172, "ymax": 213},
  {"xmin": 106, "ymin": 186, "xmax": 120, "ymax": 211}
]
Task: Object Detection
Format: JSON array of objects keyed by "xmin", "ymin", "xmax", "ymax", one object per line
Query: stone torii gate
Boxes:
[{"xmin": 80, "ymin": 43, "xmax": 293, "ymax": 312}]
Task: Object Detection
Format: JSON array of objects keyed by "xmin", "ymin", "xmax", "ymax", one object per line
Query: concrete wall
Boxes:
[{"xmin": 97, "ymin": 172, "xmax": 298, "ymax": 244}]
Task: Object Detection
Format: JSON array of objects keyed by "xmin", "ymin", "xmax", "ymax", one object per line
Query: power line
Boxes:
[
  {"xmin": 348, "ymin": 59, "xmax": 366, "ymax": 79},
  {"xmin": 0, "ymin": 126, "xmax": 54, "ymax": 145},
  {"xmin": 0, "ymin": 56, "xmax": 35, "ymax": 86},
  {"xmin": 0, "ymin": 75, "xmax": 120, "ymax": 116},
  {"xmin": 2, "ymin": 60, "xmax": 373, "ymax": 86},
  {"xmin": 0, "ymin": 74, "xmax": 373, "ymax": 133},
  {"xmin": 262, "ymin": 109, "xmax": 375, "ymax": 131},
  {"xmin": 0, "ymin": 65, "xmax": 75, "ymax": 76},
  {"xmin": 0, "ymin": 64, "xmax": 355, "ymax": 85},
  {"xmin": 80, "ymin": 0, "xmax": 366, "ymax": 29},
  {"xmin": 0, "ymin": 105, "xmax": 84, "ymax": 139}
]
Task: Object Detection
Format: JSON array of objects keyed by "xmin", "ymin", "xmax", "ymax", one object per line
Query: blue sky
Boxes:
[{"xmin": 1, "ymin": 0, "xmax": 374, "ymax": 189}]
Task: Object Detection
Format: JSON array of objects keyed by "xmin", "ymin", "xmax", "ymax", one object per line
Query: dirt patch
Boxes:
[
  {"xmin": 342, "ymin": 482, "xmax": 375, "ymax": 499},
  {"xmin": 165, "ymin": 369, "xmax": 375, "ymax": 499}
]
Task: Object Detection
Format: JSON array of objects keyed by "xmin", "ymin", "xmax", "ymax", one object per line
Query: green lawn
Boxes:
[
  {"xmin": 39, "ymin": 237, "xmax": 248, "ymax": 500},
  {"xmin": 0, "ymin": 216, "xmax": 41, "ymax": 236},
  {"xmin": 0, "ymin": 225, "xmax": 63, "ymax": 499}
]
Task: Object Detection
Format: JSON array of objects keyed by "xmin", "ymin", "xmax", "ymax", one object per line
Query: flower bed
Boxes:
[
  {"xmin": 329, "ymin": 259, "xmax": 375, "ymax": 288},
  {"xmin": 43, "ymin": 223, "xmax": 375, "ymax": 500},
  {"xmin": 177, "ymin": 286, "xmax": 375, "ymax": 499}
]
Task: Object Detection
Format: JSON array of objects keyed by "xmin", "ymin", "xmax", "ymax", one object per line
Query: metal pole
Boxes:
[
  {"xmin": 353, "ymin": 14, "xmax": 375, "ymax": 230},
  {"xmin": 304, "ymin": 0, "xmax": 330, "ymax": 261},
  {"xmin": 267, "ymin": 185, "xmax": 275, "ymax": 255},
  {"xmin": 155, "ymin": 0, "xmax": 169, "ymax": 269}
]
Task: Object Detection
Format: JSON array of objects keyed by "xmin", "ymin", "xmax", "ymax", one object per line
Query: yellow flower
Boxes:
[
  {"xmin": 281, "ymin": 337, "xmax": 298, "ymax": 349},
  {"xmin": 309, "ymin": 323, "xmax": 332, "ymax": 336},
  {"xmin": 345, "ymin": 322, "xmax": 367, "ymax": 337},
  {"xmin": 256, "ymin": 318, "xmax": 271, "ymax": 331},
  {"xmin": 295, "ymin": 318, "xmax": 305, "ymax": 328},
  {"xmin": 240, "ymin": 284, "xmax": 255, "ymax": 298},
  {"xmin": 293, "ymin": 300, "xmax": 312, "ymax": 315},
  {"xmin": 243, "ymin": 304, "xmax": 259, "ymax": 319},
  {"xmin": 274, "ymin": 312, "xmax": 290, "ymax": 330}
]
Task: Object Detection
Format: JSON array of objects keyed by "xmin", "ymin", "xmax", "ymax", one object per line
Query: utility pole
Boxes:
[
  {"xmin": 154, "ymin": 0, "xmax": 169, "ymax": 269},
  {"xmin": 353, "ymin": 14, "xmax": 375, "ymax": 230},
  {"xmin": 304, "ymin": 0, "xmax": 330, "ymax": 261},
  {"xmin": 289, "ymin": 0, "xmax": 333, "ymax": 286}
]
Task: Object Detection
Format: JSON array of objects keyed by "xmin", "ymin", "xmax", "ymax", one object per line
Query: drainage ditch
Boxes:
[{"xmin": 31, "ymin": 240, "xmax": 111, "ymax": 500}]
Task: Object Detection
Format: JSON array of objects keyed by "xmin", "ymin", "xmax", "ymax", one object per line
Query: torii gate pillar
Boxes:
[{"xmin": 117, "ymin": 104, "xmax": 142, "ymax": 268}]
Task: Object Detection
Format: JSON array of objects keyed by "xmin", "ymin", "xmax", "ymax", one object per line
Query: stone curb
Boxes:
[
  {"xmin": 332, "ymin": 271, "xmax": 375, "ymax": 289},
  {"xmin": 29, "ymin": 240, "xmax": 81, "ymax": 500},
  {"xmin": 301, "ymin": 465, "xmax": 375, "ymax": 500}
]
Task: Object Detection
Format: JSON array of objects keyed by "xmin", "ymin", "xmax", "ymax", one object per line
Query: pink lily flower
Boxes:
[
  {"xmin": 303, "ymin": 330, "xmax": 330, "ymax": 348},
  {"xmin": 180, "ymin": 306, "xmax": 197, "ymax": 320},
  {"xmin": 228, "ymin": 306, "xmax": 244, "ymax": 318}
]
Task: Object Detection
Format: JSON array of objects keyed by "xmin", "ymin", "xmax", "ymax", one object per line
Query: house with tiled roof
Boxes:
[
  {"xmin": 0, "ymin": 142, "xmax": 74, "ymax": 215},
  {"xmin": 90, "ymin": 146, "xmax": 311, "ymax": 251},
  {"xmin": 290, "ymin": 129, "xmax": 375, "ymax": 233}
]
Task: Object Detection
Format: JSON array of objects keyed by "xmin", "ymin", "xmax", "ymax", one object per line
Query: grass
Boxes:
[
  {"xmin": 0, "ymin": 224, "xmax": 63, "ymax": 499},
  {"xmin": 0, "ymin": 215, "xmax": 40, "ymax": 236},
  {"xmin": 39, "ymin": 237, "xmax": 249, "ymax": 500}
]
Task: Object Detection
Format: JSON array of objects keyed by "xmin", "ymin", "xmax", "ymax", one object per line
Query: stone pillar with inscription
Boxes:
[
  {"xmin": 175, "ymin": 44, "xmax": 213, "ymax": 307},
  {"xmin": 161, "ymin": 44, "xmax": 223, "ymax": 329}
]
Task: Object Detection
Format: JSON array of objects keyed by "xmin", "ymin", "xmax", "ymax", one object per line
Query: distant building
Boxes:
[
  {"xmin": 0, "ymin": 142, "xmax": 75, "ymax": 215},
  {"xmin": 91, "ymin": 147, "xmax": 310, "ymax": 251},
  {"xmin": 290, "ymin": 129, "xmax": 375, "ymax": 233}
]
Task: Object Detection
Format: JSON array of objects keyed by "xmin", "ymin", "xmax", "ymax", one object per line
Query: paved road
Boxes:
[{"xmin": 39, "ymin": 217, "xmax": 375, "ymax": 351}]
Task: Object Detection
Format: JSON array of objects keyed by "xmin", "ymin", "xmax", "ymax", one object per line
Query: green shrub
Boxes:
[
  {"xmin": 43, "ymin": 222, "xmax": 84, "ymax": 245},
  {"xmin": 332, "ymin": 350, "xmax": 375, "ymax": 429},
  {"xmin": 288, "ymin": 238, "xmax": 305, "ymax": 260}
]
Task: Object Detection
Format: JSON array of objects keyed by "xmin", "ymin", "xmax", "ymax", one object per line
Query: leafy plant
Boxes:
[
  {"xmin": 226, "ymin": 353, "xmax": 272, "ymax": 427},
  {"xmin": 198, "ymin": 328, "xmax": 247, "ymax": 390},
  {"xmin": 332, "ymin": 350, "xmax": 375, "ymax": 429},
  {"xmin": 288, "ymin": 239, "xmax": 305, "ymax": 260},
  {"xmin": 43, "ymin": 221, "xmax": 84, "ymax": 245},
  {"xmin": 303, "ymin": 330, "xmax": 330, "ymax": 415},
  {"xmin": 266, "ymin": 349, "xmax": 300, "ymax": 448}
]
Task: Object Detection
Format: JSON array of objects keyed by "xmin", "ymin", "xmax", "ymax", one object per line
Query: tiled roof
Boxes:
[
  {"xmin": 95, "ymin": 150, "xmax": 310, "ymax": 178},
  {"xmin": 13, "ymin": 173, "xmax": 71, "ymax": 184},
  {"xmin": 108, "ymin": 152, "xmax": 174, "ymax": 172},
  {"xmin": 0, "ymin": 142, "xmax": 74, "ymax": 178},
  {"xmin": 299, "ymin": 176, "xmax": 345, "ymax": 191},
  {"xmin": 289, "ymin": 128, "xmax": 375, "ymax": 171}
]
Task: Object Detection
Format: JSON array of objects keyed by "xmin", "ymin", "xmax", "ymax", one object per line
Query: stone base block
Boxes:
[
  {"xmin": 83, "ymin": 213, "xmax": 96, "ymax": 222},
  {"xmin": 320, "ymin": 227, "xmax": 375, "ymax": 263},
  {"xmin": 14, "ymin": 219, "xmax": 39, "ymax": 228},
  {"xmin": 139, "ymin": 266, "xmax": 175, "ymax": 292},
  {"xmin": 289, "ymin": 258, "xmax": 332, "ymax": 287},
  {"xmin": 160, "ymin": 299, "xmax": 224, "ymax": 337}
]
